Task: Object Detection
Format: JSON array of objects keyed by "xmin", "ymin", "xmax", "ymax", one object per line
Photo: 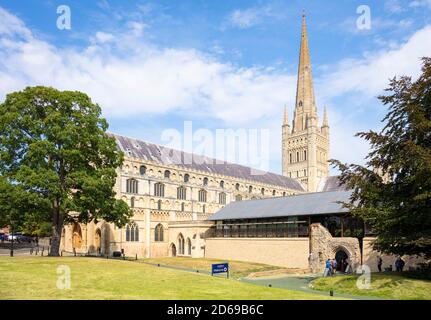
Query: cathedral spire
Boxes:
[{"xmin": 293, "ymin": 12, "xmax": 317, "ymax": 132}]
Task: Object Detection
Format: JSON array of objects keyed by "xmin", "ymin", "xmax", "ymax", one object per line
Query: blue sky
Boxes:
[{"xmin": 1, "ymin": 0, "xmax": 431, "ymax": 175}]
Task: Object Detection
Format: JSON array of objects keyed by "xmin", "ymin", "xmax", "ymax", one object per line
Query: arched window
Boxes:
[
  {"xmin": 235, "ymin": 194, "xmax": 242, "ymax": 201},
  {"xmin": 289, "ymin": 153, "xmax": 292, "ymax": 163},
  {"xmin": 155, "ymin": 224, "xmax": 164, "ymax": 242},
  {"xmin": 202, "ymin": 204, "xmax": 206, "ymax": 214},
  {"xmin": 184, "ymin": 174, "xmax": 190, "ymax": 183},
  {"xmin": 139, "ymin": 165, "xmax": 146, "ymax": 176},
  {"xmin": 297, "ymin": 151, "xmax": 300, "ymax": 162},
  {"xmin": 187, "ymin": 238, "xmax": 192, "ymax": 256},
  {"xmin": 299, "ymin": 101, "xmax": 303, "ymax": 107},
  {"xmin": 164, "ymin": 170, "xmax": 171, "ymax": 179},
  {"xmin": 126, "ymin": 223, "xmax": 139, "ymax": 242},
  {"xmin": 283, "ymin": 192, "xmax": 286, "ymax": 197},
  {"xmin": 304, "ymin": 150, "xmax": 307, "ymax": 161},
  {"xmin": 126, "ymin": 179, "xmax": 138, "ymax": 194},
  {"xmin": 203, "ymin": 177, "xmax": 208, "ymax": 186},
  {"xmin": 178, "ymin": 234, "xmax": 185, "ymax": 255},
  {"xmin": 272, "ymin": 190, "xmax": 276, "ymax": 196},
  {"xmin": 157, "ymin": 199, "xmax": 162, "ymax": 210},
  {"xmin": 219, "ymin": 192, "xmax": 226, "ymax": 205},
  {"xmin": 126, "ymin": 225, "xmax": 130, "ymax": 242},
  {"xmin": 249, "ymin": 185, "xmax": 253, "ymax": 193},
  {"xmin": 130, "ymin": 197, "xmax": 135, "ymax": 208},
  {"xmin": 220, "ymin": 180, "xmax": 224, "ymax": 189},
  {"xmin": 235, "ymin": 183, "xmax": 240, "ymax": 191},
  {"xmin": 181, "ymin": 202, "xmax": 185, "ymax": 212},
  {"xmin": 177, "ymin": 186, "xmax": 186, "ymax": 200},
  {"xmin": 261, "ymin": 188, "xmax": 265, "ymax": 195},
  {"xmin": 154, "ymin": 182, "xmax": 165, "ymax": 197},
  {"xmin": 198, "ymin": 189, "xmax": 207, "ymax": 202},
  {"xmin": 304, "ymin": 169, "xmax": 307, "ymax": 177}
]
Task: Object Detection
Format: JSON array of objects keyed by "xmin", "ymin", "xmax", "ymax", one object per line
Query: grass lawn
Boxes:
[
  {"xmin": 0, "ymin": 256, "xmax": 331, "ymax": 300},
  {"xmin": 141, "ymin": 257, "xmax": 280, "ymax": 278},
  {"xmin": 310, "ymin": 273, "xmax": 431, "ymax": 300}
]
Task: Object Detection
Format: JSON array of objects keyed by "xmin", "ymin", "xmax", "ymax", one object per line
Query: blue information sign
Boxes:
[{"xmin": 211, "ymin": 263, "xmax": 229, "ymax": 278}]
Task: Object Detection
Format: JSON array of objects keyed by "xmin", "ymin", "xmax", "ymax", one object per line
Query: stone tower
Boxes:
[{"xmin": 282, "ymin": 14, "xmax": 329, "ymax": 192}]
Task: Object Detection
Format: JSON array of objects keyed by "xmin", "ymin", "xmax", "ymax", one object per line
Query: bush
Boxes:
[{"xmin": 405, "ymin": 262, "xmax": 431, "ymax": 280}]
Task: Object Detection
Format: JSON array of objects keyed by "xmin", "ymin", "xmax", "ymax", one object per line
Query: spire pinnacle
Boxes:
[
  {"xmin": 293, "ymin": 13, "xmax": 317, "ymax": 132},
  {"xmin": 283, "ymin": 105, "xmax": 289, "ymax": 125},
  {"xmin": 323, "ymin": 106, "xmax": 329, "ymax": 127}
]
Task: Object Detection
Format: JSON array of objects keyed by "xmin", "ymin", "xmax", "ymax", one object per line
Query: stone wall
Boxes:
[
  {"xmin": 205, "ymin": 237, "xmax": 310, "ymax": 269},
  {"xmin": 362, "ymin": 238, "xmax": 427, "ymax": 272},
  {"xmin": 309, "ymin": 223, "xmax": 361, "ymax": 273}
]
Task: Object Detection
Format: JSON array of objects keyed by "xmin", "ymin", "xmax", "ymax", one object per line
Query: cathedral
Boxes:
[
  {"xmin": 60, "ymin": 15, "xmax": 422, "ymax": 272},
  {"xmin": 282, "ymin": 14, "xmax": 329, "ymax": 192}
]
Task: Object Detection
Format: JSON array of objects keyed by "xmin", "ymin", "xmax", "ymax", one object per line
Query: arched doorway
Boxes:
[
  {"xmin": 72, "ymin": 223, "xmax": 83, "ymax": 250},
  {"xmin": 170, "ymin": 243, "xmax": 177, "ymax": 257},
  {"xmin": 335, "ymin": 249, "xmax": 349, "ymax": 272},
  {"xmin": 94, "ymin": 229, "xmax": 101, "ymax": 254}
]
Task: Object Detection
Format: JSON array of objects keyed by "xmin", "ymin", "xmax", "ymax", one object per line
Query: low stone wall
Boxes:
[
  {"xmin": 362, "ymin": 238, "xmax": 427, "ymax": 272},
  {"xmin": 204, "ymin": 237, "xmax": 310, "ymax": 269}
]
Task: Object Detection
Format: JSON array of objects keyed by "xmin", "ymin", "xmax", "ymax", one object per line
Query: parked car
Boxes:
[
  {"xmin": 17, "ymin": 235, "xmax": 33, "ymax": 243},
  {"xmin": 5, "ymin": 233, "xmax": 32, "ymax": 243},
  {"xmin": 0, "ymin": 233, "xmax": 7, "ymax": 241},
  {"xmin": 6, "ymin": 234, "xmax": 17, "ymax": 241}
]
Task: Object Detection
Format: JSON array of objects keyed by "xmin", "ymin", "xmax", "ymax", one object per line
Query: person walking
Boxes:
[
  {"xmin": 331, "ymin": 258, "xmax": 337, "ymax": 275},
  {"xmin": 323, "ymin": 259, "xmax": 331, "ymax": 277},
  {"xmin": 377, "ymin": 256, "xmax": 383, "ymax": 272},
  {"xmin": 395, "ymin": 257, "xmax": 402, "ymax": 272},
  {"xmin": 345, "ymin": 256, "xmax": 351, "ymax": 274},
  {"xmin": 399, "ymin": 257, "xmax": 405, "ymax": 272}
]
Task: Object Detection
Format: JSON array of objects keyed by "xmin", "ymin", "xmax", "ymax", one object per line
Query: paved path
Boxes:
[
  {"xmin": 140, "ymin": 260, "xmax": 384, "ymax": 300},
  {"xmin": 241, "ymin": 274, "xmax": 384, "ymax": 300}
]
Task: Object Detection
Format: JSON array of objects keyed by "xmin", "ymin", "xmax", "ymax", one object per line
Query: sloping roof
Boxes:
[
  {"xmin": 208, "ymin": 190, "xmax": 352, "ymax": 220},
  {"xmin": 109, "ymin": 133, "xmax": 305, "ymax": 191},
  {"xmin": 317, "ymin": 176, "xmax": 347, "ymax": 192}
]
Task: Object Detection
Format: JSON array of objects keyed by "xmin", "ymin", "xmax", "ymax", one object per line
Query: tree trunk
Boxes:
[
  {"xmin": 49, "ymin": 222, "xmax": 63, "ymax": 256},
  {"xmin": 49, "ymin": 201, "xmax": 63, "ymax": 256}
]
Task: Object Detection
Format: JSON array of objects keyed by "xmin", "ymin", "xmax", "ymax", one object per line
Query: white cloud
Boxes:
[
  {"xmin": 93, "ymin": 31, "xmax": 114, "ymax": 43},
  {"xmin": 410, "ymin": 0, "xmax": 431, "ymax": 9},
  {"xmin": 225, "ymin": 5, "xmax": 281, "ymax": 29},
  {"xmin": 0, "ymin": 7, "xmax": 295, "ymax": 127},
  {"xmin": 0, "ymin": 7, "xmax": 32, "ymax": 38},
  {"xmin": 0, "ymin": 6, "xmax": 430, "ymax": 171},
  {"xmin": 385, "ymin": 0, "xmax": 404, "ymax": 13},
  {"xmin": 317, "ymin": 26, "xmax": 431, "ymax": 100}
]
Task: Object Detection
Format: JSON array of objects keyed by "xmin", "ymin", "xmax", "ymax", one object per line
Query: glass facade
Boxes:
[
  {"xmin": 215, "ymin": 217, "xmax": 310, "ymax": 238},
  {"xmin": 214, "ymin": 214, "xmax": 370, "ymax": 238}
]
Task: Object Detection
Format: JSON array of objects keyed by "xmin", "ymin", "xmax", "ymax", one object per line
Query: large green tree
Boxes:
[
  {"xmin": 331, "ymin": 57, "xmax": 431, "ymax": 258},
  {"xmin": 0, "ymin": 86, "xmax": 132, "ymax": 256}
]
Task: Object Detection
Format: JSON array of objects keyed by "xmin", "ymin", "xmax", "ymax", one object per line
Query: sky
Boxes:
[{"xmin": 0, "ymin": 0, "xmax": 430, "ymax": 175}]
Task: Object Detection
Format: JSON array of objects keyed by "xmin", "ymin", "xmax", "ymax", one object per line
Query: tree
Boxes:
[
  {"xmin": 331, "ymin": 57, "xmax": 431, "ymax": 258},
  {"xmin": 0, "ymin": 86, "xmax": 132, "ymax": 256}
]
